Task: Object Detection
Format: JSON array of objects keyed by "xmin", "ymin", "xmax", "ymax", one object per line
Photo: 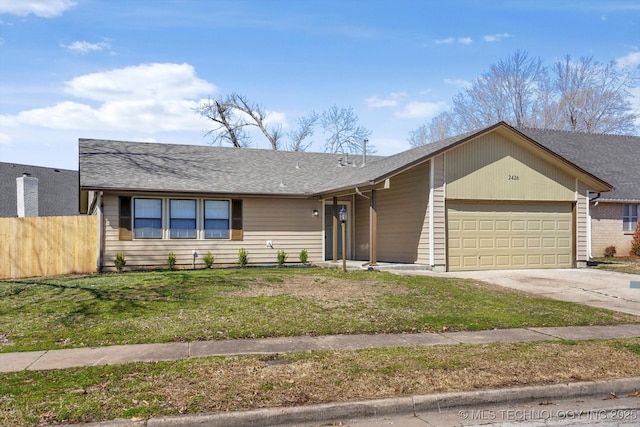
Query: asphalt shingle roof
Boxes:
[
  {"xmin": 79, "ymin": 139, "xmax": 383, "ymax": 196},
  {"xmin": 0, "ymin": 162, "xmax": 79, "ymax": 217},
  {"xmin": 79, "ymin": 124, "xmax": 638, "ymax": 201},
  {"xmin": 516, "ymin": 127, "xmax": 640, "ymax": 202}
]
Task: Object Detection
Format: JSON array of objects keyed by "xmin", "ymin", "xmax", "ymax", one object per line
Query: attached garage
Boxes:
[{"xmin": 447, "ymin": 202, "xmax": 573, "ymax": 271}]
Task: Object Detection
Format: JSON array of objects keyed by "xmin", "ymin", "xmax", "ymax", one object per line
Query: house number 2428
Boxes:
[{"xmin": 508, "ymin": 175, "xmax": 520, "ymax": 181}]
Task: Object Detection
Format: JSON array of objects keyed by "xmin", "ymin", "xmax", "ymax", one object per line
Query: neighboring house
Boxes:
[
  {"xmin": 0, "ymin": 162, "xmax": 79, "ymax": 217},
  {"xmin": 516, "ymin": 128, "xmax": 640, "ymax": 258},
  {"xmin": 81, "ymin": 121, "xmax": 630, "ymax": 272}
]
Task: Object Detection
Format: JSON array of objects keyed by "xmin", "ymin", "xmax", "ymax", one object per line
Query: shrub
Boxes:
[
  {"xmin": 167, "ymin": 251, "xmax": 177, "ymax": 270},
  {"xmin": 238, "ymin": 248, "xmax": 248, "ymax": 267},
  {"xmin": 277, "ymin": 249, "xmax": 288, "ymax": 266},
  {"xmin": 114, "ymin": 253, "xmax": 126, "ymax": 273},
  {"xmin": 631, "ymin": 219, "xmax": 640, "ymax": 257},
  {"xmin": 203, "ymin": 251, "xmax": 215, "ymax": 268},
  {"xmin": 299, "ymin": 248, "xmax": 308, "ymax": 264},
  {"xmin": 603, "ymin": 245, "xmax": 617, "ymax": 258}
]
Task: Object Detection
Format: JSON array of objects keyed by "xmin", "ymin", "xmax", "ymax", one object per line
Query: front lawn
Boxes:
[
  {"xmin": 1, "ymin": 268, "xmax": 638, "ymax": 353},
  {"xmin": 590, "ymin": 257, "xmax": 640, "ymax": 274}
]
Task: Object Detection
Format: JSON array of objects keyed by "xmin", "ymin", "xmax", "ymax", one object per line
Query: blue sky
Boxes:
[{"xmin": 1, "ymin": 0, "xmax": 639, "ymax": 170}]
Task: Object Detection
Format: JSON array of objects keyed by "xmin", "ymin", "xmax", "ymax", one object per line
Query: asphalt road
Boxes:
[{"xmin": 325, "ymin": 393, "xmax": 640, "ymax": 427}]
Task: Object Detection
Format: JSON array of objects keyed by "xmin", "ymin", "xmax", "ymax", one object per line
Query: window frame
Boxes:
[
  {"xmin": 203, "ymin": 199, "xmax": 231, "ymax": 239},
  {"xmin": 169, "ymin": 198, "xmax": 197, "ymax": 239},
  {"xmin": 133, "ymin": 198, "xmax": 163, "ymax": 239},
  {"xmin": 623, "ymin": 203, "xmax": 639, "ymax": 232}
]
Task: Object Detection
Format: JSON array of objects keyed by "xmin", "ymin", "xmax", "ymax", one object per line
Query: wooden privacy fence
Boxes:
[{"xmin": 0, "ymin": 216, "xmax": 97, "ymax": 279}]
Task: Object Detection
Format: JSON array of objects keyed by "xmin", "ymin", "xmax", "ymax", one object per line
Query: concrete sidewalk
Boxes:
[{"xmin": 2, "ymin": 324, "xmax": 639, "ymax": 373}]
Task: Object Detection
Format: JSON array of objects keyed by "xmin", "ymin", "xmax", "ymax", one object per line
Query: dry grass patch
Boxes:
[
  {"xmin": 2, "ymin": 339, "xmax": 640, "ymax": 426},
  {"xmin": 232, "ymin": 275, "xmax": 408, "ymax": 308},
  {"xmin": 590, "ymin": 257, "xmax": 640, "ymax": 274}
]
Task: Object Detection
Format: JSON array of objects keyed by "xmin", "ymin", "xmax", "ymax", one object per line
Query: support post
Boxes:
[
  {"xmin": 369, "ymin": 189, "xmax": 377, "ymax": 266},
  {"xmin": 332, "ymin": 197, "xmax": 338, "ymax": 262}
]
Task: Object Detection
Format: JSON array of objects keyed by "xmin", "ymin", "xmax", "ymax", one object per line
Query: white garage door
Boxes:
[{"xmin": 447, "ymin": 203, "xmax": 573, "ymax": 271}]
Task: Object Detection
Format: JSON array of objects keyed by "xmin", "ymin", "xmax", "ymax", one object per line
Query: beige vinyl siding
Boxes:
[
  {"xmin": 102, "ymin": 194, "xmax": 322, "ymax": 269},
  {"xmin": 431, "ymin": 154, "xmax": 447, "ymax": 269},
  {"xmin": 375, "ymin": 161, "xmax": 430, "ymax": 263},
  {"xmin": 446, "ymin": 133, "xmax": 575, "ymax": 201},
  {"xmin": 354, "ymin": 195, "xmax": 370, "ymax": 260}
]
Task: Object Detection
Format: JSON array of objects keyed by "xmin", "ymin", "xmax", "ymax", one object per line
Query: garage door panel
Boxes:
[{"xmin": 448, "ymin": 203, "xmax": 573, "ymax": 271}]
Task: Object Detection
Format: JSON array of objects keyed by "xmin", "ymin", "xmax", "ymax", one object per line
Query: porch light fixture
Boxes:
[
  {"xmin": 339, "ymin": 207, "xmax": 347, "ymax": 223},
  {"xmin": 339, "ymin": 207, "xmax": 347, "ymax": 272},
  {"xmin": 312, "ymin": 209, "xmax": 319, "ymax": 217}
]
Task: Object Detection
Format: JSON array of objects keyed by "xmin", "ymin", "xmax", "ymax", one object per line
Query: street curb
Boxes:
[{"xmin": 67, "ymin": 376, "xmax": 640, "ymax": 427}]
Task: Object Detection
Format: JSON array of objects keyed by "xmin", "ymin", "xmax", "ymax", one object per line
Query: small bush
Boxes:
[
  {"xmin": 114, "ymin": 253, "xmax": 126, "ymax": 273},
  {"xmin": 167, "ymin": 251, "xmax": 177, "ymax": 270},
  {"xmin": 238, "ymin": 248, "xmax": 248, "ymax": 267},
  {"xmin": 203, "ymin": 251, "xmax": 215, "ymax": 268},
  {"xmin": 277, "ymin": 250, "xmax": 288, "ymax": 266},
  {"xmin": 631, "ymin": 219, "xmax": 640, "ymax": 257},
  {"xmin": 603, "ymin": 245, "xmax": 617, "ymax": 258},
  {"xmin": 299, "ymin": 248, "xmax": 308, "ymax": 264}
]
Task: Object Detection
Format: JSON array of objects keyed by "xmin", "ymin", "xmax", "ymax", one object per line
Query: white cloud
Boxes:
[
  {"xmin": 0, "ymin": 132, "xmax": 11, "ymax": 145},
  {"xmin": 1, "ymin": 62, "xmax": 217, "ymax": 133},
  {"xmin": 64, "ymin": 63, "xmax": 214, "ymax": 102},
  {"xmin": 435, "ymin": 37, "xmax": 473, "ymax": 45},
  {"xmin": 0, "ymin": 0, "xmax": 76, "ymax": 17},
  {"xmin": 483, "ymin": 33, "xmax": 510, "ymax": 42},
  {"xmin": 364, "ymin": 92, "xmax": 407, "ymax": 108},
  {"xmin": 444, "ymin": 78, "xmax": 471, "ymax": 88},
  {"xmin": 395, "ymin": 101, "xmax": 447, "ymax": 119},
  {"xmin": 616, "ymin": 51, "xmax": 640, "ymax": 70},
  {"xmin": 62, "ymin": 40, "xmax": 112, "ymax": 55}
]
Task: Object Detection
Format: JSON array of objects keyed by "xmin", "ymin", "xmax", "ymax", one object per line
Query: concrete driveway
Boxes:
[{"xmin": 394, "ymin": 269, "xmax": 640, "ymax": 316}]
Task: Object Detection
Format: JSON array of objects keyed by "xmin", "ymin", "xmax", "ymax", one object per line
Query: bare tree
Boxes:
[
  {"xmin": 228, "ymin": 93, "xmax": 282, "ymax": 150},
  {"xmin": 320, "ymin": 105, "xmax": 373, "ymax": 154},
  {"xmin": 453, "ymin": 50, "xmax": 547, "ymax": 129},
  {"xmin": 408, "ymin": 112, "xmax": 459, "ymax": 146},
  {"xmin": 552, "ymin": 55, "xmax": 638, "ymax": 134},
  {"xmin": 196, "ymin": 96, "xmax": 250, "ymax": 148},
  {"xmin": 409, "ymin": 50, "xmax": 638, "ymax": 140},
  {"xmin": 286, "ymin": 112, "xmax": 319, "ymax": 151}
]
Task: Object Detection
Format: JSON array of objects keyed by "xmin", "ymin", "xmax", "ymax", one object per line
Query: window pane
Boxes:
[
  {"xmin": 170, "ymin": 199, "xmax": 196, "ymax": 218},
  {"xmin": 204, "ymin": 218, "xmax": 230, "ymax": 239},
  {"xmin": 135, "ymin": 199, "xmax": 161, "ymax": 218},
  {"xmin": 204, "ymin": 200, "xmax": 230, "ymax": 239},
  {"xmin": 169, "ymin": 199, "xmax": 196, "ymax": 239},
  {"xmin": 134, "ymin": 219, "xmax": 163, "ymax": 239},
  {"xmin": 134, "ymin": 199, "xmax": 162, "ymax": 239},
  {"xmin": 624, "ymin": 204, "xmax": 639, "ymax": 231},
  {"xmin": 205, "ymin": 200, "xmax": 229, "ymax": 219}
]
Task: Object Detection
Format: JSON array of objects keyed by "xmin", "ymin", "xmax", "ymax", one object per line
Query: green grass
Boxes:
[{"xmin": 1, "ymin": 268, "xmax": 638, "ymax": 352}]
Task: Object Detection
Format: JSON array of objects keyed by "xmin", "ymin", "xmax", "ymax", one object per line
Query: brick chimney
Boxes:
[{"xmin": 16, "ymin": 174, "xmax": 39, "ymax": 217}]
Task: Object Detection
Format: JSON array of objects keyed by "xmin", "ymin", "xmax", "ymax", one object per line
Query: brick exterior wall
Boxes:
[{"xmin": 590, "ymin": 202, "xmax": 633, "ymax": 257}]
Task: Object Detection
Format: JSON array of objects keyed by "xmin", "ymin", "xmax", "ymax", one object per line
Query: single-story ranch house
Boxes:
[{"xmin": 79, "ymin": 121, "xmax": 639, "ymax": 272}]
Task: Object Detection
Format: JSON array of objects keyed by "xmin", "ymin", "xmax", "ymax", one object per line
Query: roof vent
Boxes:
[
  {"xmin": 295, "ymin": 161, "xmax": 300, "ymax": 169},
  {"xmin": 279, "ymin": 178, "xmax": 286, "ymax": 188}
]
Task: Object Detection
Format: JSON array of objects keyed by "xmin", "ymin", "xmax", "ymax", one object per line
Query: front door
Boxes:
[{"xmin": 324, "ymin": 204, "xmax": 347, "ymax": 260}]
